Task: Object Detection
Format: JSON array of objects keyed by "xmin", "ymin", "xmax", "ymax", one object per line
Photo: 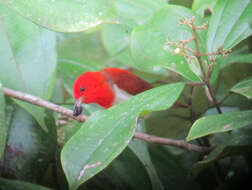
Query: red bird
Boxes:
[{"xmin": 73, "ymin": 67, "xmax": 152, "ymax": 116}]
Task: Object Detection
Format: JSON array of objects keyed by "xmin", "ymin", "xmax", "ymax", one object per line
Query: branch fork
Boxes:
[{"xmin": 164, "ymin": 16, "xmax": 232, "ymax": 114}]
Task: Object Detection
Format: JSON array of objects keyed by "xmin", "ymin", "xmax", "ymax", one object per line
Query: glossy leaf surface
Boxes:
[
  {"xmin": 61, "ymin": 83, "xmax": 185, "ymax": 190},
  {"xmin": 186, "ymin": 110, "xmax": 252, "ymax": 141}
]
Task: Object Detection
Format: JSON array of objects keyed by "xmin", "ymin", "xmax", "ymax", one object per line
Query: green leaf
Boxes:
[
  {"xmin": 148, "ymin": 145, "xmax": 188, "ymax": 190},
  {"xmin": 82, "ymin": 147, "xmax": 152, "ymax": 190},
  {"xmin": 190, "ymin": 127, "xmax": 252, "ymax": 177},
  {"xmin": 61, "ymin": 83, "xmax": 185, "ymax": 190},
  {"xmin": 113, "ymin": 0, "xmax": 166, "ymax": 28},
  {"xmin": 169, "ymin": 0, "xmax": 194, "ymax": 8},
  {"xmin": 102, "ymin": 24, "xmax": 167, "ymax": 74},
  {"xmin": 129, "ymin": 119, "xmax": 163, "ymax": 190},
  {"xmin": 102, "ymin": 24, "xmax": 130, "ymax": 56},
  {"xmin": 0, "ymin": 83, "xmax": 6, "ymax": 159},
  {"xmin": 192, "ymin": 0, "xmax": 216, "ymax": 17},
  {"xmin": 218, "ymin": 53, "xmax": 252, "ymax": 69},
  {"xmin": 131, "ymin": 5, "xmax": 205, "ymax": 82},
  {"xmin": 2, "ymin": 105, "xmax": 57, "ymax": 181},
  {"xmin": 58, "ymin": 128, "xmax": 152, "ymax": 190},
  {"xmin": 105, "ymin": 147, "xmax": 152, "ymax": 190},
  {"xmin": 207, "ymin": 0, "xmax": 252, "ymax": 52},
  {"xmin": 230, "ymin": 77, "xmax": 252, "ymax": 100},
  {"xmin": 0, "ymin": 178, "xmax": 52, "ymax": 190},
  {"xmin": 0, "ymin": 6, "xmax": 57, "ymax": 131},
  {"xmin": 102, "ymin": 0, "xmax": 168, "ymax": 74},
  {"xmin": 186, "ymin": 110, "xmax": 252, "ymax": 141},
  {"xmin": 211, "ymin": 52, "xmax": 252, "ymax": 85},
  {"xmin": 0, "ymin": 0, "xmax": 117, "ymax": 32}
]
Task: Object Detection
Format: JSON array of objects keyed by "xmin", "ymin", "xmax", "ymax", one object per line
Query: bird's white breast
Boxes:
[{"xmin": 112, "ymin": 84, "xmax": 132, "ymax": 105}]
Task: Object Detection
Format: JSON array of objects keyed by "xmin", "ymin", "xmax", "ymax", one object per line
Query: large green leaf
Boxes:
[
  {"xmin": 218, "ymin": 53, "xmax": 252, "ymax": 69},
  {"xmin": 113, "ymin": 0, "xmax": 166, "ymax": 28},
  {"xmin": 186, "ymin": 110, "xmax": 252, "ymax": 141},
  {"xmin": 57, "ymin": 120, "xmax": 152, "ymax": 190},
  {"xmin": 61, "ymin": 83, "xmax": 185, "ymax": 190},
  {"xmin": 102, "ymin": 0, "xmax": 166, "ymax": 73},
  {"xmin": 0, "ymin": 178, "xmax": 52, "ymax": 190},
  {"xmin": 230, "ymin": 77, "xmax": 252, "ymax": 100},
  {"xmin": 210, "ymin": 53, "xmax": 252, "ymax": 84},
  {"xmin": 131, "ymin": 5, "xmax": 205, "ymax": 82},
  {"xmin": 0, "ymin": 83, "xmax": 6, "ymax": 159},
  {"xmin": 0, "ymin": 6, "xmax": 57, "ymax": 131},
  {"xmin": 102, "ymin": 25, "xmax": 158, "ymax": 76},
  {"xmin": 2, "ymin": 105, "xmax": 57, "ymax": 182},
  {"xmin": 102, "ymin": 24, "xmax": 130, "ymax": 56},
  {"xmin": 102, "ymin": 24, "xmax": 167, "ymax": 74},
  {"xmin": 207, "ymin": 0, "xmax": 252, "ymax": 52},
  {"xmin": 0, "ymin": 0, "xmax": 117, "ymax": 32},
  {"xmin": 102, "ymin": 1, "xmax": 187, "ymax": 75}
]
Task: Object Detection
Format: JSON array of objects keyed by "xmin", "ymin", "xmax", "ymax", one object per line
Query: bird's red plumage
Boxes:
[
  {"xmin": 73, "ymin": 67, "xmax": 152, "ymax": 108},
  {"xmin": 73, "ymin": 71, "xmax": 115, "ymax": 108},
  {"xmin": 101, "ymin": 68, "xmax": 152, "ymax": 95}
]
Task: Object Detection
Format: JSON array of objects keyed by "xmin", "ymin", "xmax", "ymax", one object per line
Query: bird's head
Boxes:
[{"xmin": 72, "ymin": 71, "xmax": 114, "ymax": 116}]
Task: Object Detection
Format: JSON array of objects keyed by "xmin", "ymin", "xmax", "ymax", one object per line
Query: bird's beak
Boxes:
[{"xmin": 73, "ymin": 96, "xmax": 84, "ymax": 116}]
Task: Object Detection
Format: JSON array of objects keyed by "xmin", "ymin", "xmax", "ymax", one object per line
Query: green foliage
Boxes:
[
  {"xmin": 190, "ymin": 127, "xmax": 252, "ymax": 177},
  {"xmin": 0, "ymin": 0, "xmax": 252, "ymax": 189},
  {"xmin": 61, "ymin": 83, "xmax": 184, "ymax": 190},
  {"xmin": 207, "ymin": 0, "xmax": 252, "ymax": 51},
  {"xmin": 113, "ymin": 0, "xmax": 166, "ymax": 28},
  {"xmin": 0, "ymin": 178, "xmax": 52, "ymax": 190},
  {"xmin": 218, "ymin": 53, "xmax": 252, "ymax": 69},
  {"xmin": 0, "ymin": 83, "xmax": 6, "ymax": 159},
  {"xmin": 131, "ymin": 5, "xmax": 204, "ymax": 81},
  {"xmin": 0, "ymin": 5, "xmax": 57, "ymax": 131},
  {"xmin": 129, "ymin": 121, "xmax": 163, "ymax": 190},
  {"xmin": 186, "ymin": 110, "xmax": 252, "ymax": 141},
  {"xmin": 2, "ymin": 105, "xmax": 57, "ymax": 182},
  {"xmin": 1, "ymin": 0, "xmax": 117, "ymax": 32},
  {"xmin": 230, "ymin": 77, "xmax": 252, "ymax": 99}
]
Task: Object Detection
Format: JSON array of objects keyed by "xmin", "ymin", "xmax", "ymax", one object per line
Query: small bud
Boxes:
[{"xmin": 174, "ymin": 48, "xmax": 180, "ymax": 54}]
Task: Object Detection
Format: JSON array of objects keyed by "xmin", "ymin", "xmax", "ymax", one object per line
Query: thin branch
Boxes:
[
  {"xmin": 186, "ymin": 82, "xmax": 205, "ymax": 86},
  {"xmin": 134, "ymin": 132, "xmax": 213, "ymax": 153},
  {"xmin": 3, "ymin": 87, "xmax": 87, "ymax": 122},
  {"xmin": 187, "ymin": 17, "xmax": 207, "ymax": 79},
  {"xmin": 182, "ymin": 17, "xmax": 222, "ymax": 114},
  {"xmin": 205, "ymin": 81, "xmax": 222, "ymax": 113},
  {"xmin": 174, "ymin": 102, "xmax": 189, "ymax": 108},
  {"xmin": 2, "ymin": 87, "xmax": 212, "ymax": 153}
]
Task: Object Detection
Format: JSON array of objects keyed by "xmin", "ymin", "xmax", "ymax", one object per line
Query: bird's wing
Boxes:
[{"xmin": 101, "ymin": 68, "xmax": 152, "ymax": 95}]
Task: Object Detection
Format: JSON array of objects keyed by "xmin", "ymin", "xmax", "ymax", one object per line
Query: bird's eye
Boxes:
[{"xmin": 80, "ymin": 86, "xmax": 85, "ymax": 92}]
